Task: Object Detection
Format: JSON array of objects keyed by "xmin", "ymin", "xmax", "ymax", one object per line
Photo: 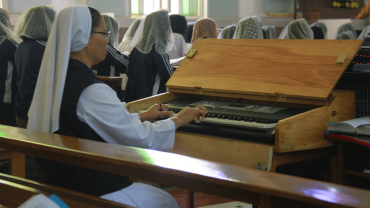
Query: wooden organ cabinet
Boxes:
[{"xmin": 126, "ymin": 39, "xmax": 362, "ymax": 172}]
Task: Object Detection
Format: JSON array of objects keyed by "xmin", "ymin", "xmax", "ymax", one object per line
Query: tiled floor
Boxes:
[{"xmin": 166, "ymin": 188, "xmax": 252, "ymax": 208}]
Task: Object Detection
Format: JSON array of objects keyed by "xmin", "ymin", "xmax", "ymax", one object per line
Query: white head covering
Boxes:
[
  {"xmin": 358, "ymin": 25, "xmax": 370, "ymax": 40},
  {"xmin": 310, "ymin": 22, "xmax": 327, "ymax": 39},
  {"xmin": 336, "ymin": 23, "xmax": 357, "ymax": 39},
  {"xmin": 118, "ymin": 18, "xmax": 142, "ymax": 53},
  {"xmin": 131, "ymin": 10, "xmax": 174, "ymax": 55},
  {"xmin": 217, "ymin": 24, "xmax": 236, "ymax": 39},
  {"xmin": 102, "ymin": 14, "xmax": 119, "ymax": 49},
  {"xmin": 262, "ymin": 25, "xmax": 276, "ymax": 39},
  {"xmin": 0, "ymin": 8, "xmax": 19, "ymax": 44},
  {"xmin": 279, "ymin": 19, "xmax": 313, "ymax": 39},
  {"xmin": 336, "ymin": 31, "xmax": 356, "ymax": 40},
  {"xmin": 14, "ymin": 5, "xmax": 56, "ymax": 40},
  {"xmin": 27, "ymin": 5, "xmax": 92, "ymax": 133},
  {"xmin": 234, "ymin": 16, "xmax": 263, "ymax": 39}
]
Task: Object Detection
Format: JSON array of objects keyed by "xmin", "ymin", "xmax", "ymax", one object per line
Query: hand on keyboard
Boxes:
[
  {"xmin": 171, "ymin": 105, "xmax": 208, "ymax": 128},
  {"xmin": 138, "ymin": 103, "xmax": 174, "ymax": 122}
]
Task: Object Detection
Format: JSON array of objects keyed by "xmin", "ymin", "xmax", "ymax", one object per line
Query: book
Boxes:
[
  {"xmin": 327, "ymin": 117, "xmax": 370, "ymax": 135},
  {"xmin": 327, "ymin": 134, "xmax": 370, "ymax": 148}
]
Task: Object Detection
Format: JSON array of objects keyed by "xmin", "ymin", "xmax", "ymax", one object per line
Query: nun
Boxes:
[
  {"xmin": 124, "ymin": 10, "xmax": 175, "ymax": 103},
  {"xmin": 262, "ymin": 25, "xmax": 276, "ymax": 39},
  {"xmin": 217, "ymin": 24, "xmax": 236, "ymax": 39},
  {"xmin": 91, "ymin": 14, "xmax": 128, "ymax": 101},
  {"xmin": 0, "ymin": 8, "xmax": 20, "ymax": 127},
  {"xmin": 27, "ymin": 5, "xmax": 207, "ymax": 207},
  {"xmin": 234, "ymin": 16, "xmax": 263, "ymax": 39},
  {"xmin": 167, "ymin": 14, "xmax": 187, "ymax": 59},
  {"xmin": 279, "ymin": 19, "xmax": 313, "ymax": 39},
  {"xmin": 336, "ymin": 31, "xmax": 356, "ymax": 40},
  {"xmin": 310, "ymin": 22, "xmax": 327, "ymax": 39},
  {"xmin": 118, "ymin": 18, "xmax": 141, "ymax": 53},
  {"xmin": 191, "ymin": 18, "xmax": 218, "ymax": 44},
  {"xmin": 14, "ymin": 5, "xmax": 56, "ymax": 128},
  {"xmin": 336, "ymin": 23, "xmax": 357, "ymax": 39}
]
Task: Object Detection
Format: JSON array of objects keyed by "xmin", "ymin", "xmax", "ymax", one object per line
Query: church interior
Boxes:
[{"xmin": 1, "ymin": 0, "xmax": 370, "ymax": 207}]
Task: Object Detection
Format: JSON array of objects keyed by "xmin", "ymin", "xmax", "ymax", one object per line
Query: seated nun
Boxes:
[
  {"xmin": 279, "ymin": 18, "xmax": 313, "ymax": 39},
  {"xmin": 336, "ymin": 31, "xmax": 356, "ymax": 40},
  {"xmin": 234, "ymin": 16, "xmax": 263, "ymax": 39},
  {"xmin": 336, "ymin": 23, "xmax": 358, "ymax": 39},
  {"xmin": 186, "ymin": 18, "xmax": 218, "ymax": 53},
  {"xmin": 0, "ymin": 8, "xmax": 20, "ymax": 127},
  {"xmin": 167, "ymin": 14, "xmax": 187, "ymax": 59},
  {"xmin": 27, "ymin": 5, "xmax": 207, "ymax": 207},
  {"xmin": 91, "ymin": 15, "xmax": 128, "ymax": 101},
  {"xmin": 118, "ymin": 18, "xmax": 141, "ymax": 54},
  {"xmin": 184, "ymin": 22, "xmax": 195, "ymax": 43},
  {"xmin": 124, "ymin": 10, "xmax": 176, "ymax": 103},
  {"xmin": 262, "ymin": 25, "xmax": 277, "ymax": 39},
  {"xmin": 13, "ymin": 5, "xmax": 56, "ymax": 128},
  {"xmin": 191, "ymin": 18, "xmax": 218, "ymax": 44},
  {"xmin": 217, "ymin": 24, "xmax": 236, "ymax": 39},
  {"xmin": 310, "ymin": 22, "xmax": 327, "ymax": 39}
]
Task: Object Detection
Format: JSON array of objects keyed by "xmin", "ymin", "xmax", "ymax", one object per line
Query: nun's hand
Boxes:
[
  {"xmin": 171, "ymin": 105, "xmax": 208, "ymax": 129},
  {"xmin": 138, "ymin": 103, "xmax": 174, "ymax": 122}
]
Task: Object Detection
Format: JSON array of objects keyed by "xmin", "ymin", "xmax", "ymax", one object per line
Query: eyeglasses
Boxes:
[{"xmin": 91, "ymin": 30, "xmax": 111, "ymax": 39}]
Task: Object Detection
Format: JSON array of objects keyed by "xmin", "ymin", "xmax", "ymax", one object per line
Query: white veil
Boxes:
[
  {"xmin": 27, "ymin": 5, "xmax": 92, "ymax": 133},
  {"xmin": 0, "ymin": 8, "xmax": 20, "ymax": 44},
  {"xmin": 131, "ymin": 10, "xmax": 174, "ymax": 55},
  {"xmin": 279, "ymin": 18, "xmax": 313, "ymax": 39},
  {"xmin": 102, "ymin": 14, "xmax": 119, "ymax": 49},
  {"xmin": 118, "ymin": 18, "xmax": 142, "ymax": 53},
  {"xmin": 234, "ymin": 16, "xmax": 263, "ymax": 39},
  {"xmin": 14, "ymin": 5, "xmax": 56, "ymax": 40}
]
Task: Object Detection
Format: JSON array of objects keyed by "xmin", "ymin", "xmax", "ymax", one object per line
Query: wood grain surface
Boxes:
[
  {"xmin": 167, "ymin": 39, "xmax": 362, "ymax": 102},
  {"xmin": 0, "ymin": 125, "xmax": 370, "ymax": 207}
]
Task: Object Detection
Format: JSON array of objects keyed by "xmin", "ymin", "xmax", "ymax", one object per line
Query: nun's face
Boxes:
[{"xmin": 87, "ymin": 16, "xmax": 108, "ymax": 65}]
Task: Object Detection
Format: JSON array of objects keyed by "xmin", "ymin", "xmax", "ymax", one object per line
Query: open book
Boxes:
[{"xmin": 327, "ymin": 117, "xmax": 370, "ymax": 135}]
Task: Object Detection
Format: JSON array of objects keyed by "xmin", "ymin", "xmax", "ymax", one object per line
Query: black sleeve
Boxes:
[
  {"xmin": 153, "ymin": 52, "xmax": 174, "ymax": 84},
  {"xmin": 106, "ymin": 44, "xmax": 129, "ymax": 70}
]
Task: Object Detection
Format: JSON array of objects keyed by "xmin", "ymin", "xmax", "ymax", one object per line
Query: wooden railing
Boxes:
[{"xmin": 0, "ymin": 125, "xmax": 369, "ymax": 208}]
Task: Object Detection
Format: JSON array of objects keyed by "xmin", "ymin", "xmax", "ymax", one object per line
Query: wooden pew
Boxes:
[
  {"xmin": 0, "ymin": 173, "xmax": 134, "ymax": 208},
  {"xmin": 0, "ymin": 148, "xmax": 25, "ymax": 178},
  {"xmin": 0, "ymin": 125, "xmax": 370, "ymax": 208}
]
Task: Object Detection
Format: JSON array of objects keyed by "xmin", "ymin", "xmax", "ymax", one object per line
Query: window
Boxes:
[{"xmin": 132, "ymin": 0, "xmax": 203, "ymax": 16}]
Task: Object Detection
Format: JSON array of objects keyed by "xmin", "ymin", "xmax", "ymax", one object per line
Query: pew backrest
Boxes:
[{"xmin": 0, "ymin": 125, "xmax": 369, "ymax": 208}]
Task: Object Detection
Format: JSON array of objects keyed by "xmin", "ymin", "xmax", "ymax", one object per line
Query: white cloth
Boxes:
[
  {"xmin": 77, "ymin": 83, "xmax": 176, "ymax": 151},
  {"xmin": 100, "ymin": 182, "xmax": 178, "ymax": 208},
  {"xmin": 118, "ymin": 18, "xmax": 142, "ymax": 53},
  {"xmin": 234, "ymin": 16, "xmax": 263, "ymax": 39},
  {"xmin": 27, "ymin": 5, "xmax": 91, "ymax": 133},
  {"xmin": 167, "ymin": 33, "xmax": 186, "ymax": 59},
  {"xmin": 131, "ymin": 10, "xmax": 174, "ymax": 54},
  {"xmin": 279, "ymin": 18, "xmax": 313, "ymax": 39},
  {"xmin": 118, "ymin": 39, "xmax": 134, "ymax": 54}
]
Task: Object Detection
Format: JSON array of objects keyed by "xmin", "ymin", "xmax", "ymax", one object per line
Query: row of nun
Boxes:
[
  {"xmin": 0, "ymin": 5, "xmax": 209, "ymax": 208},
  {"xmin": 0, "ymin": 5, "xmax": 368, "ymax": 207}
]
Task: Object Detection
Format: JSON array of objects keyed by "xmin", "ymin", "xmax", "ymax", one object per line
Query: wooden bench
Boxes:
[
  {"xmin": 0, "ymin": 173, "xmax": 134, "ymax": 208},
  {"xmin": 0, "ymin": 125, "xmax": 370, "ymax": 208},
  {"xmin": 0, "ymin": 148, "xmax": 25, "ymax": 178}
]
